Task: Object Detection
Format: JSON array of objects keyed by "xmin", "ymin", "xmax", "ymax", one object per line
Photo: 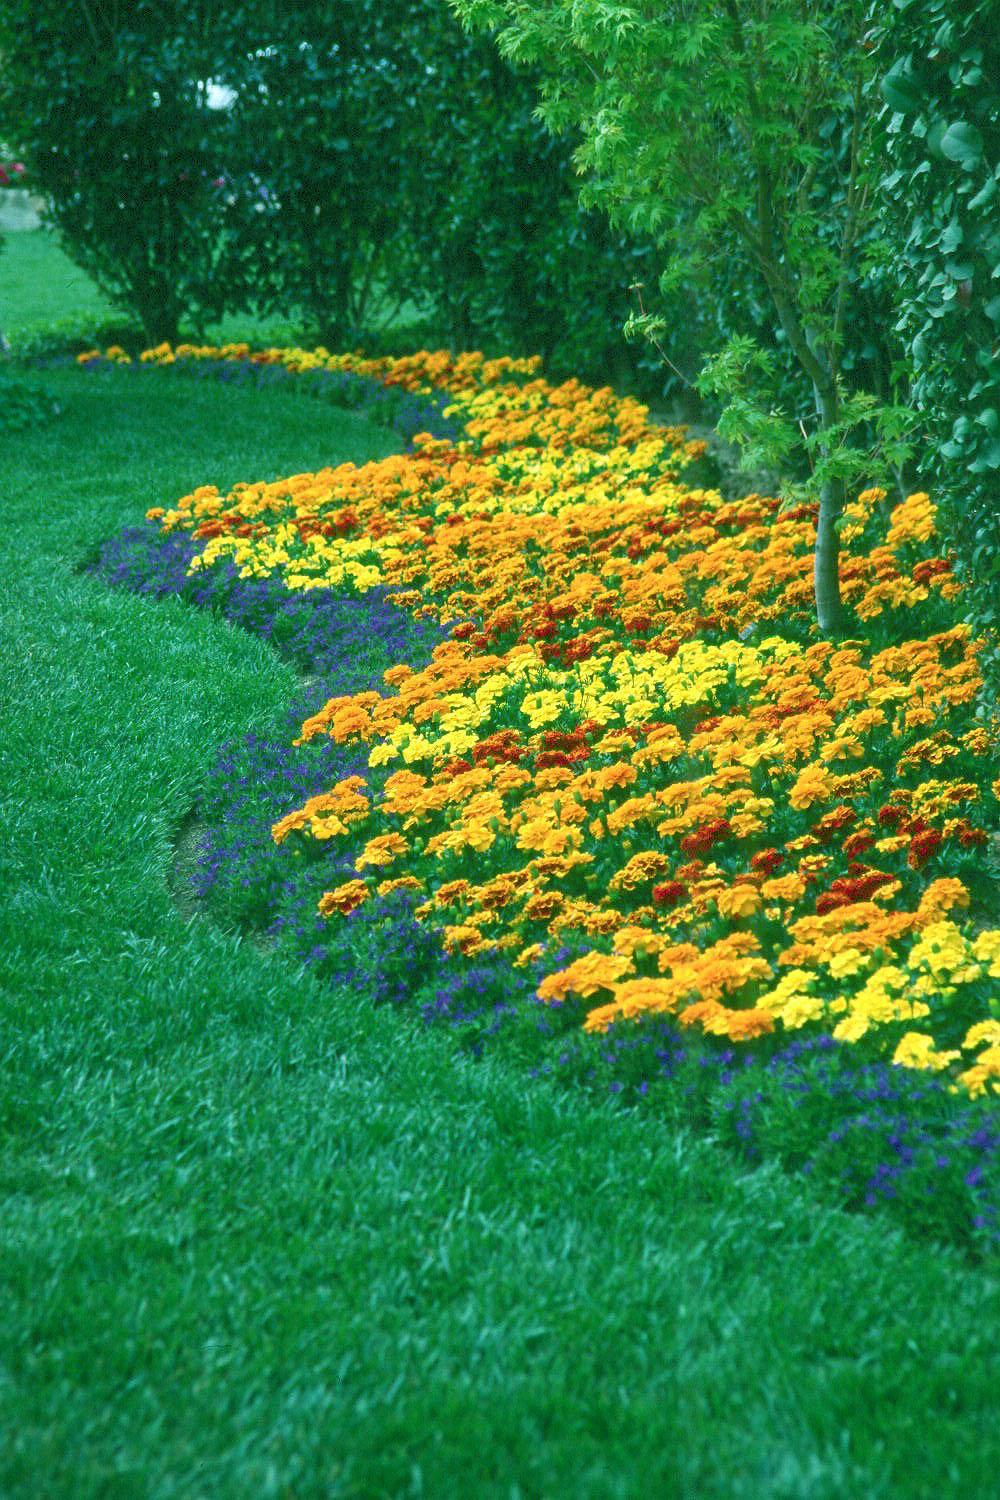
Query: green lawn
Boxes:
[
  {"xmin": 0, "ymin": 227, "xmax": 117, "ymax": 339},
  {"xmin": 0, "ymin": 229, "xmax": 431, "ymax": 352},
  {"xmin": 2, "ymin": 365, "xmax": 999, "ymax": 1498}
]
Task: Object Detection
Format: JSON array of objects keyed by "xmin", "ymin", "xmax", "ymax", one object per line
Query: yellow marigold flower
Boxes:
[
  {"xmin": 916, "ymin": 878, "xmax": 970, "ymax": 922},
  {"xmin": 355, "ymin": 832, "xmax": 409, "ymax": 870},
  {"xmin": 376, "ymin": 876, "xmax": 424, "ymax": 897},
  {"xmin": 716, "ymin": 884, "xmax": 763, "ymax": 920},
  {"xmin": 892, "ymin": 1031, "xmax": 960, "ymax": 1072},
  {"xmin": 820, "ymin": 735, "xmax": 864, "ymax": 762},
  {"xmin": 886, "ymin": 492, "xmax": 936, "ymax": 547},
  {"xmin": 760, "ymin": 874, "xmax": 807, "ymax": 904},
  {"xmin": 826, "ymin": 948, "xmax": 869, "ymax": 980},
  {"xmin": 725, "ymin": 1008, "xmax": 775, "ymax": 1041},
  {"xmin": 514, "ymin": 942, "xmax": 545, "ymax": 968},
  {"xmin": 442, "ymin": 924, "xmax": 489, "ymax": 955},
  {"xmin": 788, "ymin": 764, "xmax": 837, "ymax": 810},
  {"xmin": 972, "ymin": 929, "xmax": 1000, "ymax": 977},
  {"xmin": 271, "ymin": 782, "xmax": 369, "ymax": 843},
  {"xmin": 537, "ymin": 951, "xmax": 632, "ymax": 1003},
  {"xmin": 582, "ymin": 1002, "xmax": 620, "ymax": 1034},
  {"xmin": 833, "ymin": 1011, "xmax": 871, "ymax": 1043},
  {"xmin": 677, "ymin": 998, "xmax": 728, "ymax": 1031},
  {"xmin": 609, "ymin": 849, "xmax": 670, "ymax": 892},
  {"xmin": 956, "ymin": 1046, "xmax": 1000, "ymax": 1098},
  {"xmin": 606, "ymin": 977, "xmax": 683, "ymax": 1019},
  {"xmin": 780, "ymin": 993, "xmax": 826, "ymax": 1030},
  {"xmin": 963, "ymin": 1020, "xmax": 1000, "ymax": 1051}
]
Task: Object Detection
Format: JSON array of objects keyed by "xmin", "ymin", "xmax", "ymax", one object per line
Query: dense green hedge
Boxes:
[{"xmin": 877, "ymin": 0, "xmax": 1000, "ymax": 693}]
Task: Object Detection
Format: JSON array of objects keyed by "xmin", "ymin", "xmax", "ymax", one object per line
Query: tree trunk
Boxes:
[
  {"xmin": 136, "ymin": 296, "xmax": 181, "ymax": 347},
  {"xmin": 812, "ymin": 381, "xmax": 848, "ymax": 636},
  {"xmin": 814, "ymin": 472, "xmax": 847, "ymax": 635}
]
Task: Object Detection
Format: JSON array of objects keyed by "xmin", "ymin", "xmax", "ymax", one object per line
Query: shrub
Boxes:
[
  {"xmin": 224, "ymin": 1, "xmax": 656, "ymax": 382},
  {"xmin": 0, "ymin": 369, "xmax": 62, "ymax": 434},
  {"xmin": 396, "ymin": 28, "xmax": 655, "ymax": 382},
  {"xmin": 0, "ymin": 3, "xmax": 256, "ymax": 342}
]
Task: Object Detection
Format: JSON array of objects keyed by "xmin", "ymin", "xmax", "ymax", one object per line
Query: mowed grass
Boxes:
[
  {"xmin": 2, "ymin": 365, "xmax": 999, "ymax": 1499},
  {"xmin": 0, "ymin": 229, "xmax": 117, "ymax": 339},
  {"xmin": 0, "ymin": 230, "xmax": 306, "ymax": 348},
  {"xmin": 0, "ymin": 230, "xmax": 428, "ymax": 351}
]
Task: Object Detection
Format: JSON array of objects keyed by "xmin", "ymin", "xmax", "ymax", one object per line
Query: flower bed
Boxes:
[{"xmin": 87, "ymin": 341, "xmax": 1000, "ymax": 1254}]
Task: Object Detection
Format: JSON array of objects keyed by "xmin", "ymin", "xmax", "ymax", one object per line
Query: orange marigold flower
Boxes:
[
  {"xmin": 726, "ymin": 1008, "xmax": 775, "ymax": 1041},
  {"xmin": 318, "ymin": 880, "xmax": 369, "ymax": 916}
]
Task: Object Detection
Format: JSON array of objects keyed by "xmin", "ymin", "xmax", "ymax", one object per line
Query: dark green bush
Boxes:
[
  {"xmin": 223, "ymin": 1, "xmax": 656, "ymax": 383},
  {"xmin": 0, "ymin": 3, "xmax": 258, "ymax": 343},
  {"xmin": 395, "ymin": 31, "xmax": 656, "ymax": 382},
  {"xmin": 217, "ymin": 1, "xmax": 421, "ymax": 346},
  {"xmin": 0, "ymin": 368, "xmax": 62, "ymax": 433}
]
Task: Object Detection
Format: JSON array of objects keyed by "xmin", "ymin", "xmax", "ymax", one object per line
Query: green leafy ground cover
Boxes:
[{"xmin": 2, "ymin": 361, "xmax": 1000, "ymax": 1497}]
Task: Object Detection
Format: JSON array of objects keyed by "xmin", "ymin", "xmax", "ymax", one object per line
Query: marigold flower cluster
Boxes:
[{"xmin": 100, "ymin": 341, "xmax": 1000, "ymax": 1097}]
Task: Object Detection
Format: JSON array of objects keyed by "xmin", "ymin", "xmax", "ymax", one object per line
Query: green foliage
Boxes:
[
  {"xmin": 217, "ymin": 1, "xmax": 423, "ymax": 344},
  {"xmin": 0, "ymin": 3, "xmax": 261, "ymax": 342},
  {"xmin": 874, "ymin": 0, "xmax": 1000, "ymax": 698},
  {"xmin": 696, "ymin": 337, "xmax": 916, "ymax": 506},
  {"xmin": 396, "ymin": 33, "xmax": 654, "ymax": 379},
  {"xmin": 225, "ymin": 2, "xmax": 653, "ymax": 377}
]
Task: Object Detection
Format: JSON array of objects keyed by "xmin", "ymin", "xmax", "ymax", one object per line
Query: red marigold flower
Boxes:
[
  {"xmin": 652, "ymin": 880, "xmax": 687, "ymax": 907},
  {"xmin": 908, "ymin": 829, "xmax": 943, "ymax": 869},
  {"xmin": 544, "ymin": 729, "xmax": 586, "ymax": 750},
  {"xmin": 441, "ymin": 758, "xmax": 473, "ymax": 777},
  {"xmin": 816, "ymin": 891, "xmax": 852, "ymax": 915},
  {"xmin": 679, "ymin": 818, "xmax": 732, "ymax": 855},
  {"xmin": 472, "ymin": 731, "xmax": 524, "ymax": 765}
]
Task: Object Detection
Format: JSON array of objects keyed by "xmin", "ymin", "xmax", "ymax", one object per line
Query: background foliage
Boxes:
[{"xmin": 0, "ymin": 0, "xmax": 654, "ymax": 379}]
